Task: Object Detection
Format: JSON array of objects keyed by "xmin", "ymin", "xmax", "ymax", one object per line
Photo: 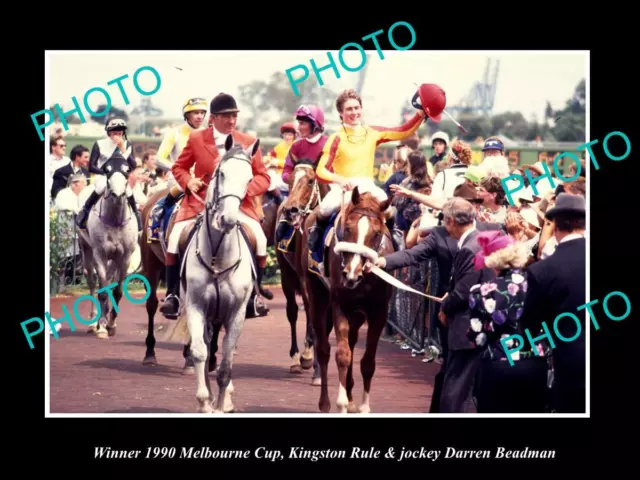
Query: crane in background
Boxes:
[{"xmin": 400, "ymin": 57, "xmax": 500, "ymax": 123}]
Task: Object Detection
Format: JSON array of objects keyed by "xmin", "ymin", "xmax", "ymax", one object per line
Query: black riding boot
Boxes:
[
  {"xmin": 160, "ymin": 263, "xmax": 181, "ymax": 319},
  {"xmin": 307, "ymin": 214, "xmax": 330, "ymax": 252},
  {"xmin": 76, "ymin": 190, "xmax": 101, "ymax": 229},
  {"xmin": 127, "ymin": 194, "xmax": 143, "ymax": 232},
  {"xmin": 256, "ymin": 259, "xmax": 273, "ymax": 300}
]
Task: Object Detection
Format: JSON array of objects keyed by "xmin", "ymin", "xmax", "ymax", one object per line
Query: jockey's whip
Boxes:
[{"xmin": 441, "ymin": 109, "xmax": 469, "ymax": 134}]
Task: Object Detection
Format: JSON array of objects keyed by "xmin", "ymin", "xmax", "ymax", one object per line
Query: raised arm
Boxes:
[
  {"xmin": 315, "ymin": 133, "xmax": 343, "ymax": 185},
  {"xmin": 370, "ymin": 111, "xmax": 425, "ymax": 145}
]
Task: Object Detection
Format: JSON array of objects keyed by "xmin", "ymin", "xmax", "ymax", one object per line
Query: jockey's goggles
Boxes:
[{"xmin": 106, "ymin": 119, "xmax": 127, "ymax": 130}]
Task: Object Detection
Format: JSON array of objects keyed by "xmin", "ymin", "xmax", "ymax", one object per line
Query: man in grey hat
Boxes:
[{"xmin": 518, "ymin": 193, "xmax": 586, "ymax": 413}]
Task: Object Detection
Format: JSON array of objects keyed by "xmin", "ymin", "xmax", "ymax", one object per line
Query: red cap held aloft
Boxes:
[{"xmin": 412, "ymin": 83, "xmax": 447, "ymax": 122}]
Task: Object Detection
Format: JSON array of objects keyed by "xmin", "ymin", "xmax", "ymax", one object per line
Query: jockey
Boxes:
[
  {"xmin": 275, "ymin": 104, "xmax": 328, "ymax": 242},
  {"xmin": 264, "ymin": 122, "xmax": 297, "ymax": 206},
  {"xmin": 160, "ymin": 93, "xmax": 271, "ymax": 319},
  {"xmin": 308, "ymin": 88, "xmax": 425, "ymax": 253},
  {"xmin": 149, "ymin": 97, "xmax": 208, "ymax": 237},
  {"xmin": 76, "ymin": 117, "xmax": 142, "ymax": 231}
]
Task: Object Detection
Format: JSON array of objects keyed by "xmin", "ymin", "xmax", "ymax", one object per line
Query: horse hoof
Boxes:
[
  {"xmin": 142, "ymin": 355, "xmax": 157, "ymax": 366},
  {"xmin": 290, "ymin": 364, "xmax": 302, "ymax": 374},
  {"xmin": 319, "ymin": 403, "xmax": 331, "ymax": 413},
  {"xmin": 107, "ymin": 326, "xmax": 116, "ymax": 337},
  {"xmin": 182, "ymin": 366, "xmax": 195, "ymax": 376},
  {"xmin": 358, "ymin": 404, "xmax": 371, "ymax": 414},
  {"xmin": 197, "ymin": 404, "xmax": 213, "ymax": 414},
  {"xmin": 300, "ymin": 356, "xmax": 314, "ymax": 370},
  {"xmin": 96, "ymin": 330, "xmax": 109, "ymax": 340},
  {"xmin": 347, "ymin": 402, "xmax": 358, "ymax": 413},
  {"xmin": 311, "ymin": 377, "xmax": 322, "ymax": 386}
]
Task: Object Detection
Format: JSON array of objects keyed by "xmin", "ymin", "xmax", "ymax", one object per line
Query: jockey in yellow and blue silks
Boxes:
[
  {"xmin": 149, "ymin": 97, "xmax": 207, "ymax": 241},
  {"xmin": 308, "ymin": 88, "xmax": 425, "ymax": 253}
]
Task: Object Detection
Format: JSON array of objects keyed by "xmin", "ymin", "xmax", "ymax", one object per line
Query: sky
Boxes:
[{"xmin": 47, "ymin": 51, "xmax": 587, "ymax": 126}]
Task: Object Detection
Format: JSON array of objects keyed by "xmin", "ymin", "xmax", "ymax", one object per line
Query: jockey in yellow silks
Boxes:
[
  {"xmin": 308, "ymin": 88, "xmax": 425, "ymax": 252},
  {"xmin": 264, "ymin": 122, "xmax": 297, "ymax": 206},
  {"xmin": 149, "ymin": 97, "xmax": 207, "ymax": 240}
]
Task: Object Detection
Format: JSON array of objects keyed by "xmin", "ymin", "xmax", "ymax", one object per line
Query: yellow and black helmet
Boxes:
[{"xmin": 182, "ymin": 97, "xmax": 208, "ymax": 115}]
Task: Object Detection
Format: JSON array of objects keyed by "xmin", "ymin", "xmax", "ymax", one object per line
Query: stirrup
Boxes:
[{"xmin": 160, "ymin": 293, "xmax": 181, "ymax": 319}]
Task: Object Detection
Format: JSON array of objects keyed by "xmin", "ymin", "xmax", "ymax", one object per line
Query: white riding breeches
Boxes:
[
  {"xmin": 268, "ymin": 169, "xmax": 288, "ymax": 192},
  {"xmin": 167, "ymin": 172, "xmax": 184, "ymax": 192},
  {"xmin": 167, "ymin": 219, "xmax": 192, "ymax": 254},
  {"xmin": 319, "ymin": 178, "xmax": 388, "ymax": 217},
  {"xmin": 237, "ymin": 211, "xmax": 267, "ymax": 256}
]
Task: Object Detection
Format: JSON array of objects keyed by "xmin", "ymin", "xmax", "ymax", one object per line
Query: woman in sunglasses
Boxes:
[
  {"xmin": 308, "ymin": 89, "xmax": 425, "ymax": 254},
  {"xmin": 76, "ymin": 117, "xmax": 142, "ymax": 232}
]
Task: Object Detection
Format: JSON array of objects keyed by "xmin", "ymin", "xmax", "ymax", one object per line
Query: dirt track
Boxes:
[{"xmin": 49, "ymin": 287, "xmax": 438, "ymax": 414}]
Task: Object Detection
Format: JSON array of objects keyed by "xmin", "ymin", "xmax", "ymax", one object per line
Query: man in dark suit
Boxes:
[
  {"xmin": 518, "ymin": 193, "xmax": 586, "ymax": 413},
  {"xmin": 366, "ymin": 197, "xmax": 496, "ymax": 412},
  {"xmin": 51, "ymin": 145, "xmax": 90, "ymax": 200}
]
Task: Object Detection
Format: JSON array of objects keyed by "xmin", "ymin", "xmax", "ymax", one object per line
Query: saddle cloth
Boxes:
[{"xmin": 147, "ymin": 195, "xmax": 182, "ymax": 243}]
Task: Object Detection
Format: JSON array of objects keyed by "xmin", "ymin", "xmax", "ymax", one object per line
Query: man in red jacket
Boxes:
[{"xmin": 161, "ymin": 93, "xmax": 271, "ymax": 319}]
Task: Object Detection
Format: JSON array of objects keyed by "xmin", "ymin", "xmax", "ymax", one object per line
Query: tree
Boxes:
[
  {"xmin": 89, "ymin": 105, "xmax": 129, "ymax": 124},
  {"xmin": 237, "ymin": 71, "xmax": 339, "ymax": 135}
]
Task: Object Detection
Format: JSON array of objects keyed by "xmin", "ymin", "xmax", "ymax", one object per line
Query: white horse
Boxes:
[
  {"xmin": 183, "ymin": 135, "xmax": 260, "ymax": 414},
  {"xmin": 79, "ymin": 156, "xmax": 138, "ymax": 339}
]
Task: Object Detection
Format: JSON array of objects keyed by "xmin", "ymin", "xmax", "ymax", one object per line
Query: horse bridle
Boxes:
[
  {"xmin": 194, "ymin": 146, "xmax": 252, "ymax": 275},
  {"xmin": 286, "ymin": 164, "xmax": 320, "ymax": 225},
  {"xmin": 336, "ymin": 207, "xmax": 390, "ymax": 269},
  {"xmin": 192, "ymin": 147, "xmax": 254, "ymax": 322},
  {"xmin": 98, "ymin": 159, "xmax": 131, "ymax": 227}
]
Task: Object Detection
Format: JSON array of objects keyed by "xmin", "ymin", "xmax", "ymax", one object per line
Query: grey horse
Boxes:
[
  {"xmin": 79, "ymin": 156, "xmax": 139, "ymax": 339},
  {"xmin": 182, "ymin": 135, "xmax": 260, "ymax": 414}
]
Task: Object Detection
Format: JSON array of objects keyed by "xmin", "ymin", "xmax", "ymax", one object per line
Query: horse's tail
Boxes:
[{"xmin": 162, "ymin": 311, "xmax": 191, "ymax": 343}]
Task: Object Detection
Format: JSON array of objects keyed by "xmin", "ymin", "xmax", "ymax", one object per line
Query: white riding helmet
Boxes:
[{"xmin": 431, "ymin": 131, "xmax": 449, "ymax": 146}]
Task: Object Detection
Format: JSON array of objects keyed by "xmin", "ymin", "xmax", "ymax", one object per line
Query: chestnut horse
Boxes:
[
  {"xmin": 303, "ymin": 186, "xmax": 394, "ymax": 413},
  {"xmin": 275, "ymin": 160, "xmax": 329, "ymax": 383}
]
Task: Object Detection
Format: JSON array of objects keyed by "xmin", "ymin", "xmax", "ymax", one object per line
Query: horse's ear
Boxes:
[
  {"xmin": 379, "ymin": 196, "xmax": 393, "ymax": 213},
  {"xmin": 224, "ymin": 134, "xmax": 234, "ymax": 151},
  {"xmin": 351, "ymin": 185, "xmax": 360, "ymax": 205}
]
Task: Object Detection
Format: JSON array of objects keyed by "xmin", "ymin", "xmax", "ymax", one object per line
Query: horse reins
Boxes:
[
  {"xmin": 192, "ymin": 148, "xmax": 253, "ymax": 322},
  {"xmin": 336, "ymin": 203, "xmax": 444, "ymax": 302}
]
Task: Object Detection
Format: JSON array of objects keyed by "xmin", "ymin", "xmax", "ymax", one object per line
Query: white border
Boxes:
[{"xmin": 45, "ymin": 50, "xmax": 590, "ymax": 418}]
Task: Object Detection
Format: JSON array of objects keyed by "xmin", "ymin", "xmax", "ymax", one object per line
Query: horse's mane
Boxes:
[{"xmin": 295, "ymin": 157, "xmax": 316, "ymax": 169}]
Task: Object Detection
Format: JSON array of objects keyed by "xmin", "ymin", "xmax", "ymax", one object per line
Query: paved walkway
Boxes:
[{"xmin": 49, "ymin": 287, "xmax": 438, "ymax": 414}]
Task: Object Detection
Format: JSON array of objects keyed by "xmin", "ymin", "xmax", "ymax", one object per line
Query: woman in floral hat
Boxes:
[{"xmin": 467, "ymin": 230, "xmax": 549, "ymax": 413}]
